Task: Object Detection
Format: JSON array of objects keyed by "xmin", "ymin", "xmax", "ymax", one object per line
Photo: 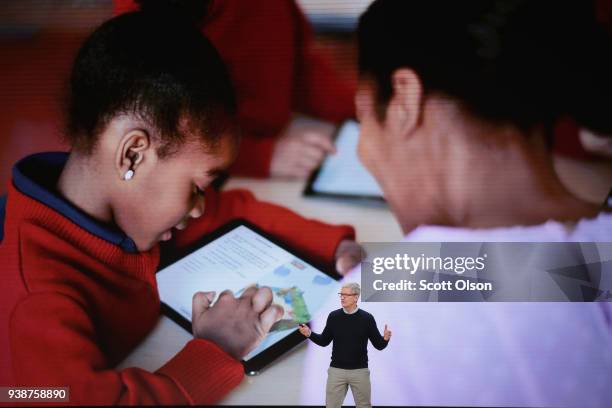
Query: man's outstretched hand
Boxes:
[
  {"xmin": 383, "ymin": 324, "xmax": 392, "ymax": 341},
  {"xmin": 298, "ymin": 323, "xmax": 311, "ymax": 337}
]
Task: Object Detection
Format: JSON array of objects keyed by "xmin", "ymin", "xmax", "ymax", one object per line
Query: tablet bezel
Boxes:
[
  {"xmin": 303, "ymin": 119, "xmax": 385, "ymax": 202},
  {"xmin": 157, "ymin": 218, "xmax": 342, "ymax": 374}
]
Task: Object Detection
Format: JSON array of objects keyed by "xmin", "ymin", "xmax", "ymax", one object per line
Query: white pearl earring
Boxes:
[{"xmin": 123, "ymin": 169, "xmax": 134, "ymax": 181}]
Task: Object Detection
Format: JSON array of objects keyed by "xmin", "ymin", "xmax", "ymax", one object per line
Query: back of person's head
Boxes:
[
  {"xmin": 358, "ymin": 0, "xmax": 612, "ymax": 135},
  {"xmin": 135, "ymin": 0, "xmax": 212, "ymax": 26},
  {"xmin": 66, "ymin": 3, "xmax": 235, "ymax": 157}
]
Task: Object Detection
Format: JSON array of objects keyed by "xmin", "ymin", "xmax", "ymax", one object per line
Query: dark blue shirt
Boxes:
[{"xmin": 308, "ymin": 308, "xmax": 388, "ymax": 369}]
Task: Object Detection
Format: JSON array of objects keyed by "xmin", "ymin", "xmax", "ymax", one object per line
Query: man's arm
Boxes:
[
  {"xmin": 367, "ymin": 314, "xmax": 389, "ymax": 351},
  {"xmin": 306, "ymin": 314, "xmax": 334, "ymax": 347}
]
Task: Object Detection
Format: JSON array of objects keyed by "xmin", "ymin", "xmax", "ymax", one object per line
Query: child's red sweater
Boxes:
[
  {"xmin": 0, "ymin": 152, "xmax": 354, "ymax": 405},
  {"xmin": 113, "ymin": 0, "xmax": 356, "ymax": 177}
]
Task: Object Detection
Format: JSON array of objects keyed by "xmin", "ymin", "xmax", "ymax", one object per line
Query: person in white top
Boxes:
[
  {"xmin": 299, "ymin": 1, "xmax": 612, "ymax": 407},
  {"xmin": 355, "ymin": 1, "xmax": 611, "ymax": 235}
]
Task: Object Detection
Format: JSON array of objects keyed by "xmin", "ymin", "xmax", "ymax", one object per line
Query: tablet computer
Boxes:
[
  {"xmin": 304, "ymin": 120, "xmax": 384, "ymax": 201},
  {"xmin": 156, "ymin": 219, "xmax": 342, "ymax": 375}
]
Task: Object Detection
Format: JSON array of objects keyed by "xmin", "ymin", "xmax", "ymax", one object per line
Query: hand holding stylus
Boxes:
[{"xmin": 191, "ymin": 286, "xmax": 284, "ymax": 360}]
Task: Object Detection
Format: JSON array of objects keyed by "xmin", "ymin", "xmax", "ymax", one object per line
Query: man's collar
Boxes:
[{"xmin": 343, "ymin": 306, "xmax": 359, "ymax": 314}]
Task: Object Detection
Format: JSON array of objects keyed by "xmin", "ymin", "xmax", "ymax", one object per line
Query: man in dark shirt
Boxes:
[{"xmin": 298, "ymin": 282, "xmax": 391, "ymax": 408}]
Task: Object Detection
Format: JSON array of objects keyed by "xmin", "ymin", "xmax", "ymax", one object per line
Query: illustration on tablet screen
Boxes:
[{"xmin": 235, "ymin": 285, "xmax": 312, "ymax": 332}]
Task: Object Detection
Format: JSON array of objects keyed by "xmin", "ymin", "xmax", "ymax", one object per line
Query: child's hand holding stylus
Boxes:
[{"xmin": 191, "ymin": 286, "xmax": 284, "ymax": 360}]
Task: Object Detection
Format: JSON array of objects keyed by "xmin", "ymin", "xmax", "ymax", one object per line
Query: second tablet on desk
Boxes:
[
  {"xmin": 304, "ymin": 120, "xmax": 384, "ymax": 201},
  {"xmin": 156, "ymin": 219, "xmax": 342, "ymax": 375}
]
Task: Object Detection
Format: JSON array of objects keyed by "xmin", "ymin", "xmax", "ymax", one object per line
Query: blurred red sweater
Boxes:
[
  {"xmin": 0, "ymin": 152, "xmax": 354, "ymax": 405},
  {"xmin": 114, "ymin": 0, "xmax": 356, "ymax": 177}
]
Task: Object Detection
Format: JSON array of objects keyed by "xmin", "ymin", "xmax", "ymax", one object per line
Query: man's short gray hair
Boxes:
[{"xmin": 342, "ymin": 282, "xmax": 360, "ymax": 296}]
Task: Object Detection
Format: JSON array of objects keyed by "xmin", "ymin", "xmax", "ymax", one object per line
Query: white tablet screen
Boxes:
[
  {"xmin": 156, "ymin": 224, "xmax": 340, "ymax": 361},
  {"xmin": 311, "ymin": 120, "xmax": 384, "ymax": 198}
]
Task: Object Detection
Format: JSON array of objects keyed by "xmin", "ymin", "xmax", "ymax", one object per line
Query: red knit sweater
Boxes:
[
  {"xmin": 0, "ymin": 152, "xmax": 354, "ymax": 405},
  {"xmin": 113, "ymin": 0, "xmax": 356, "ymax": 177}
]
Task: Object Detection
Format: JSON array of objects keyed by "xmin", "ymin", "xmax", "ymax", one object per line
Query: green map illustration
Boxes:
[
  {"xmin": 270, "ymin": 286, "xmax": 311, "ymax": 331},
  {"xmin": 236, "ymin": 285, "xmax": 311, "ymax": 332}
]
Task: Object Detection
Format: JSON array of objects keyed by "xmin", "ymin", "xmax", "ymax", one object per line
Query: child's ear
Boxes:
[
  {"xmin": 116, "ymin": 129, "xmax": 151, "ymax": 181},
  {"xmin": 385, "ymin": 68, "xmax": 423, "ymax": 141}
]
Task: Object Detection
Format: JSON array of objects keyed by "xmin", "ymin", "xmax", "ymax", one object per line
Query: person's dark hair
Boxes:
[
  {"xmin": 358, "ymin": 0, "xmax": 612, "ymax": 135},
  {"xmin": 136, "ymin": 0, "xmax": 212, "ymax": 26},
  {"xmin": 66, "ymin": 4, "xmax": 236, "ymax": 157}
]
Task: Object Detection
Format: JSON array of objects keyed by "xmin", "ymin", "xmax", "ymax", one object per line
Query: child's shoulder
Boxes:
[{"xmin": 2, "ymin": 153, "xmax": 159, "ymax": 297}]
